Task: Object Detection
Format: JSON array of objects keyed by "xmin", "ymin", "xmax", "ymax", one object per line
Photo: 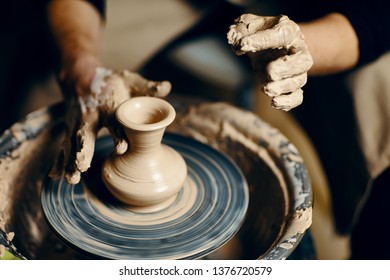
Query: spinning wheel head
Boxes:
[{"xmin": 42, "ymin": 134, "xmax": 249, "ymax": 259}]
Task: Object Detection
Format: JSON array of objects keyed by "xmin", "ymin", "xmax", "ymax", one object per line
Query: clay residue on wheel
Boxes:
[
  {"xmin": 0, "ymin": 107, "xmax": 64, "ymax": 259},
  {"xmin": 168, "ymin": 101, "xmax": 305, "ymax": 258},
  {"xmin": 1, "ymin": 98, "xmax": 311, "ymax": 260}
]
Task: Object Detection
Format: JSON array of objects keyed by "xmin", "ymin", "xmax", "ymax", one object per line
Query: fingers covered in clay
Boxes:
[
  {"xmin": 267, "ymin": 51, "xmax": 313, "ymax": 81},
  {"xmin": 93, "ymin": 68, "xmax": 172, "ymax": 154},
  {"xmin": 271, "ymin": 89, "xmax": 303, "ymax": 111},
  {"xmin": 103, "ymin": 114, "xmax": 128, "ymax": 155},
  {"xmin": 228, "ymin": 15, "xmax": 303, "ymax": 54},
  {"xmin": 120, "ymin": 70, "xmax": 172, "ymax": 98},
  {"xmin": 49, "ymin": 96, "xmax": 81, "ymax": 183},
  {"xmin": 227, "ymin": 15, "xmax": 279, "ymax": 54},
  {"xmin": 264, "ymin": 72, "xmax": 307, "ymax": 97},
  {"xmin": 67, "ymin": 107, "xmax": 99, "ymax": 184},
  {"xmin": 75, "ymin": 121, "xmax": 97, "ymax": 173},
  {"xmin": 53, "ymin": 67, "xmax": 173, "ymax": 184},
  {"xmin": 90, "ymin": 68, "xmax": 172, "ymax": 111},
  {"xmin": 228, "ymin": 14, "xmax": 313, "ymax": 111}
]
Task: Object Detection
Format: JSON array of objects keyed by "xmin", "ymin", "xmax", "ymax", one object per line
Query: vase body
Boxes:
[{"xmin": 102, "ymin": 97, "xmax": 187, "ymax": 212}]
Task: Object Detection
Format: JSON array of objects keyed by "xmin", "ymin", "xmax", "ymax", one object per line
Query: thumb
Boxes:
[
  {"xmin": 240, "ymin": 16, "xmax": 301, "ymax": 53},
  {"xmin": 120, "ymin": 71, "xmax": 172, "ymax": 98}
]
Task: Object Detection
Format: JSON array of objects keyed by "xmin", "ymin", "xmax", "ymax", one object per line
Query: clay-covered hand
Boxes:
[
  {"xmin": 227, "ymin": 14, "xmax": 313, "ymax": 111},
  {"xmin": 50, "ymin": 62, "xmax": 171, "ymax": 185}
]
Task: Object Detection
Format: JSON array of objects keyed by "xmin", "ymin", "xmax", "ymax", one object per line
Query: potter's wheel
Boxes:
[{"xmin": 41, "ymin": 133, "xmax": 249, "ymax": 259}]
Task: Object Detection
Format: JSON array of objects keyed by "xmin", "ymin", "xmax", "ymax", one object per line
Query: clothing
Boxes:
[
  {"xmin": 276, "ymin": 0, "xmax": 390, "ymax": 66},
  {"xmin": 341, "ymin": 1, "xmax": 390, "ymax": 66},
  {"xmin": 0, "ymin": 1, "xmax": 50, "ymax": 132}
]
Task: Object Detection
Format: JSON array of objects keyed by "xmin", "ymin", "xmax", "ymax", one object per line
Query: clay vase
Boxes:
[{"xmin": 101, "ymin": 96, "xmax": 187, "ymax": 212}]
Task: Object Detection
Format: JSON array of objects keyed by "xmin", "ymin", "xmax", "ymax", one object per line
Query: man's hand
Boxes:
[
  {"xmin": 50, "ymin": 64, "xmax": 171, "ymax": 185},
  {"xmin": 227, "ymin": 14, "xmax": 313, "ymax": 111}
]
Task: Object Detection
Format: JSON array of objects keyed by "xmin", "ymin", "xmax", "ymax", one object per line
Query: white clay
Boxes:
[
  {"xmin": 50, "ymin": 67, "xmax": 172, "ymax": 185},
  {"xmin": 101, "ymin": 96, "xmax": 187, "ymax": 212},
  {"xmin": 227, "ymin": 14, "xmax": 313, "ymax": 111}
]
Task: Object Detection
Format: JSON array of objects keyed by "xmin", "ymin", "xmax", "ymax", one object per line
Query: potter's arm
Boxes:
[
  {"xmin": 47, "ymin": 0, "xmax": 171, "ymax": 184},
  {"xmin": 227, "ymin": 13, "xmax": 359, "ymax": 110},
  {"xmin": 298, "ymin": 13, "xmax": 359, "ymax": 75},
  {"xmin": 47, "ymin": 0, "xmax": 103, "ymax": 95}
]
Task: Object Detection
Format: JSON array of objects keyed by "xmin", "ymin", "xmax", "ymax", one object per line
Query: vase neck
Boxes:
[{"xmin": 125, "ymin": 127, "xmax": 165, "ymax": 153}]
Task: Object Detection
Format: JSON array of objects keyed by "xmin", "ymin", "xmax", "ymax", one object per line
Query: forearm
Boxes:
[
  {"xmin": 47, "ymin": 0, "xmax": 104, "ymax": 94},
  {"xmin": 299, "ymin": 13, "xmax": 359, "ymax": 76},
  {"xmin": 47, "ymin": 0, "xmax": 102, "ymax": 62}
]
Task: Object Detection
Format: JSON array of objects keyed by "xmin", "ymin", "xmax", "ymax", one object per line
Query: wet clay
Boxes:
[
  {"xmin": 168, "ymin": 98, "xmax": 312, "ymax": 259},
  {"xmin": 0, "ymin": 105, "xmax": 65, "ymax": 259},
  {"xmin": 50, "ymin": 68, "xmax": 172, "ymax": 185},
  {"xmin": 1, "ymin": 97, "xmax": 312, "ymax": 260},
  {"xmin": 227, "ymin": 14, "xmax": 313, "ymax": 111},
  {"xmin": 101, "ymin": 97, "xmax": 187, "ymax": 212},
  {"xmin": 42, "ymin": 131, "xmax": 249, "ymax": 259}
]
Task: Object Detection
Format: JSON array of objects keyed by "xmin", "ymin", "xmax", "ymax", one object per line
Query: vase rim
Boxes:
[{"xmin": 116, "ymin": 96, "xmax": 176, "ymax": 131}]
